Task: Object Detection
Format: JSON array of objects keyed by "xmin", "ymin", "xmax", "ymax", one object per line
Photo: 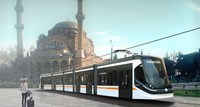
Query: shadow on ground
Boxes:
[{"xmin": 36, "ymin": 90, "xmax": 174, "ymax": 107}]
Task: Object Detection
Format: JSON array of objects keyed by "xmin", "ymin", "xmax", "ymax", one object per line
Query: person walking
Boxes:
[{"xmin": 20, "ymin": 80, "xmax": 28, "ymax": 107}]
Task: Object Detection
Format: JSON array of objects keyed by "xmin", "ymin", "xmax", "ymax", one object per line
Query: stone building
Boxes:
[
  {"xmin": 13, "ymin": 21, "xmax": 102, "ymax": 83},
  {"xmin": 13, "ymin": 0, "xmax": 102, "ymax": 83}
]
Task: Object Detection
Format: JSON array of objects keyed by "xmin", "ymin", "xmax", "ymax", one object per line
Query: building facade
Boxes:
[
  {"xmin": 13, "ymin": 0, "xmax": 102, "ymax": 83},
  {"xmin": 13, "ymin": 21, "xmax": 102, "ymax": 83}
]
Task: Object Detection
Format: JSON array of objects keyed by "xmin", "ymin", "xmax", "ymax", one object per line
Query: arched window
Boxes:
[
  {"xmin": 57, "ymin": 41, "xmax": 59, "ymax": 46},
  {"xmin": 54, "ymin": 41, "xmax": 56, "ymax": 47}
]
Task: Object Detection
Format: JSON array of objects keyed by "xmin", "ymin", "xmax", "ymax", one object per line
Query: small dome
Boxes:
[
  {"xmin": 38, "ymin": 34, "xmax": 46, "ymax": 40},
  {"xmin": 52, "ymin": 21, "xmax": 78, "ymax": 30}
]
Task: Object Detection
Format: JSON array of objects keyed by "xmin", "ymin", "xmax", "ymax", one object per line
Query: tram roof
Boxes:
[
  {"xmin": 40, "ymin": 55, "xmax": 161, "ymax": 76},
  {"xmin": 96, "ymin": 55, "xmax": 162, "ymax": 67},
  {"xmin": 96, "ymin": 55, "xmax": 144, "ymax": 67}
]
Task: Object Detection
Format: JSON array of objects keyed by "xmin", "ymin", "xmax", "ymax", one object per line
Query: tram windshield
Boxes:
[{"xmin": 142, "ymin": 57, "xmax": 170, "ymax": 88}]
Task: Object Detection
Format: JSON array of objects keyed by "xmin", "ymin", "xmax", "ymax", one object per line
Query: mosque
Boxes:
[{"xmin": 13, "ymin": 0, "xmax": 102, "ymax": 83}]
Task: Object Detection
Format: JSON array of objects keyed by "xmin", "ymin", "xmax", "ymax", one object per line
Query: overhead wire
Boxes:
[{"xmin": 72, "ymin": 26, "xmax": 200, "ymax": 67}]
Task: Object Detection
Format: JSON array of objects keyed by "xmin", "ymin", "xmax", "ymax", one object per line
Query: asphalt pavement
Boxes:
[{"xmin": 0, "ymin": 88, "xmax": 200, "ymax": 107}]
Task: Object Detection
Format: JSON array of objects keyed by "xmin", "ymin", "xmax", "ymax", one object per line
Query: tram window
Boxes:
[
  {"xmin": 69, "ymin": 77, "xmax": 72, "ymax": 84},
  {"xmin": 98, "ymin": 68, "xmax": 118, "ymax": 85},
  {"xmin": 86, "ymin": 74, "xmax": 92, "ymax": 84},
  {"xmin": 65, "ymin": 75, "xmax": 70, "ymax": 85},
  {"xmin": 98, "ymin": 72, "xmax": 107, "ymax": 85},
  {"xmin": 107, "ymin": 72, "xmax": 112, "ymax": 85},
  {"xmin": 59, "ymin": 76, "xmax": 63, "ymax": 84},
  {"xmin": 76, "ymin": 75, "xmax": 80, "ymax": 84},
  {"xmin": 81, "ymin": 75, "xmax": 86, "ymax": 84},
  {"xmin": 53, "ymin": 75, "xmax": 63, "ymax": 84},
  {"xmin": 135, "ymin": 64, "xmax": 146, "ymax": 84},
  {"xmin": 124, "ymin": 71, "xmax": 131, "ymax": 86},
  {"xmin": 44, "ymin": 77, "xmax": 51, "ymax": 84},
  {"xmin": 53, "ymin": 77, "xmax": 56, "ymax": 84}
]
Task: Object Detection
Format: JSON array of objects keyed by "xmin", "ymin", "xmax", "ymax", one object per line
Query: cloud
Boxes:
[
  {"xmin": 89, "ymin": 30, "xmax": 132, "ymax": 58},
  {"xmin": 145, "ymin": 48, "xmax": 166, "ymax": 58},
  {"xmin": 88, "ymin": 29, "xmax": 113, "ymax": 36},
  {"xmin": 185, "ymin": 2, "xmax": 200, "ymax": 13},
  {"xmin": 100, "ymin": 35, "xmax": 127, "ymax": 42},
  {"xmin": 94, "ymin": 41, "xmax": 133, "ymax": 59},
  {"xmin": 88, "ymin": 31, "xmax": 109, "ymax": 36},
  {"xmin": 89, "ymin": 30, "xmax": 128, "ymax": 45}
]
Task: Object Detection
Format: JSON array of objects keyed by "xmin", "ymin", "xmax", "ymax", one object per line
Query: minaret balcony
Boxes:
[
  {"xmin": 15, "ymin": 24, "xmax": 24, "ymax": 29},
  {"xmin": 76, "ymin": 13, "xmax": 85, "ymax": 20},
  {"xmin": 15, "ymin": 5, "xmax": 24, "ymax": 12}
]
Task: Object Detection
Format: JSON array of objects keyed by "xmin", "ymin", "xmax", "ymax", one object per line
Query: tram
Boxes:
[{"xmin": 40, "ymin": 55, "xmax": 173, "ymax": 100}]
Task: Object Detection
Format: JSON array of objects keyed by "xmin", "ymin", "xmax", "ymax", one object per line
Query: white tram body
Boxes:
[{"xmin": 40, "ymin": 55, "xmax": 173, "ymax": 100}]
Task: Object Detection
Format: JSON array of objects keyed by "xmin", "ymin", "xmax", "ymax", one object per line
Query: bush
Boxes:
[
  {"xmin": 174, "ymin": 89, "xmax": 200, "ymax": 97},
  {"xmin": 0, "ymin": 82, "xmax": 20, "ymax": 88},
  {"xmin": 0, "ymin": 82, "xmax": 39, "ymax": 88}
]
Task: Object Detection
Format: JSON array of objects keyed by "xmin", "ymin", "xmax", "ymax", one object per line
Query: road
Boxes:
[{"xmin": 0, "ymin": 88, "xmax": 200, "ymax": 107}]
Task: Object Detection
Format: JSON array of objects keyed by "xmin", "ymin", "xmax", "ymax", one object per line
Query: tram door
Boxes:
[
  {"xmin": 76, "ymin": 75, "xmax": 80, "ymax": 93},
  {"xmin": 41, "ymin": 77, "xmax": 44, "ymax": 89},
  {"xmin": 86, "ymin": 73, "xmax": 92, "ymax": 94},
  {"xmin": 119, "ymin": 64, "xmax": 132, "ymax": 99},
  {"xmin": 52, "ymin": 76, "xmax": 56, "ymax": 90}
]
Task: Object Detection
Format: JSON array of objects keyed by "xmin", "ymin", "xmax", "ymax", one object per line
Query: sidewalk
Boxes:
[{"xmin": 0, "ymin": 88, "xmax": 122, "ymax": 107}]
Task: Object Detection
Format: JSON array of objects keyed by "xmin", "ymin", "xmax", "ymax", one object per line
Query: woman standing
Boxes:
[{"xmin": 20, "ymin": 80, "xmax": 28, "ymax": 107}]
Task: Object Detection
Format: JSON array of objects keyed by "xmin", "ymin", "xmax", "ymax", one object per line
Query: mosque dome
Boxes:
[
  {"xmin": 38, "ymin": 34, "xmax": 46, "ymax": 40},
  {"xmin": 52, "ymin": 21, "xmax": 78, "ymax": 30}
]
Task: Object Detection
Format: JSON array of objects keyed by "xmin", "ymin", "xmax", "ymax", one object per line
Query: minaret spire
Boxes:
[
  {"xmin": 75, "ymin": 0, "xmax": 85, "ymax": 67},
  {"xmin": 15, "ymin": 0, "xmax": 24, "ymax": 59}
]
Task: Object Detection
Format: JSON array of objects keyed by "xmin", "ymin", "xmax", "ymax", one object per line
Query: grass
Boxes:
[{"xmin": 174, "ymin": 89, "xmax": 200, "ymax": 97}]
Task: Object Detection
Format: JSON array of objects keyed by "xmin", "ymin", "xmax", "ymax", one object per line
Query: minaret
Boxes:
[
  {"xmin": 75, "ymin": 0, "xmax": 85, "ymax": 67},
  {"xmin": 15, "ymin": 0, "xmax": 24, "ymax": 59}
]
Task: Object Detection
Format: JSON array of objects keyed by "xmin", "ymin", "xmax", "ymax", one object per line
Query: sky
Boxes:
[{"xmin": 0, "ymin": 0, "xmax": 200, "ymax": 59}]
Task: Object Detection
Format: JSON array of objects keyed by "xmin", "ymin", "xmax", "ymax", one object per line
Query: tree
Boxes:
[
  {"xmin": 0, "ymin": 46, "xmax": 17, "ymax": 82},
  {"xmin": 164, "ymin": 58, "xmax": 176, "ymax": 80},
  {"xmin": 0, "ymin": 46, "xmax": 17, "ymax": 67},
  {"xmin": 164, "ymin": 52, "xmax": 170, "ymax": 60}
]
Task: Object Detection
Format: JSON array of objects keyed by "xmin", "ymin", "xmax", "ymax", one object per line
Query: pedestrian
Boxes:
[{"xmin": 20, "ymin": 79, "xmax": 28, "ymax": 107}]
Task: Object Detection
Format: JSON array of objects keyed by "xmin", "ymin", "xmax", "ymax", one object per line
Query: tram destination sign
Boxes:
[{"xmin": 146, "ymin": 60, "xmax": 161, "ymax": 64}]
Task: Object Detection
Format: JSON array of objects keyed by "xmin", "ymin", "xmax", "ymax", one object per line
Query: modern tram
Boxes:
[{"xmin": 40, "ymin": 55, "xmax": 173, "ymax": 100}]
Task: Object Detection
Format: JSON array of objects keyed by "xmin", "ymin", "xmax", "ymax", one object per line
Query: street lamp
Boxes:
[{"xmin": 110, "ymin": 40, "xmax": 113, "ymax": 60}]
